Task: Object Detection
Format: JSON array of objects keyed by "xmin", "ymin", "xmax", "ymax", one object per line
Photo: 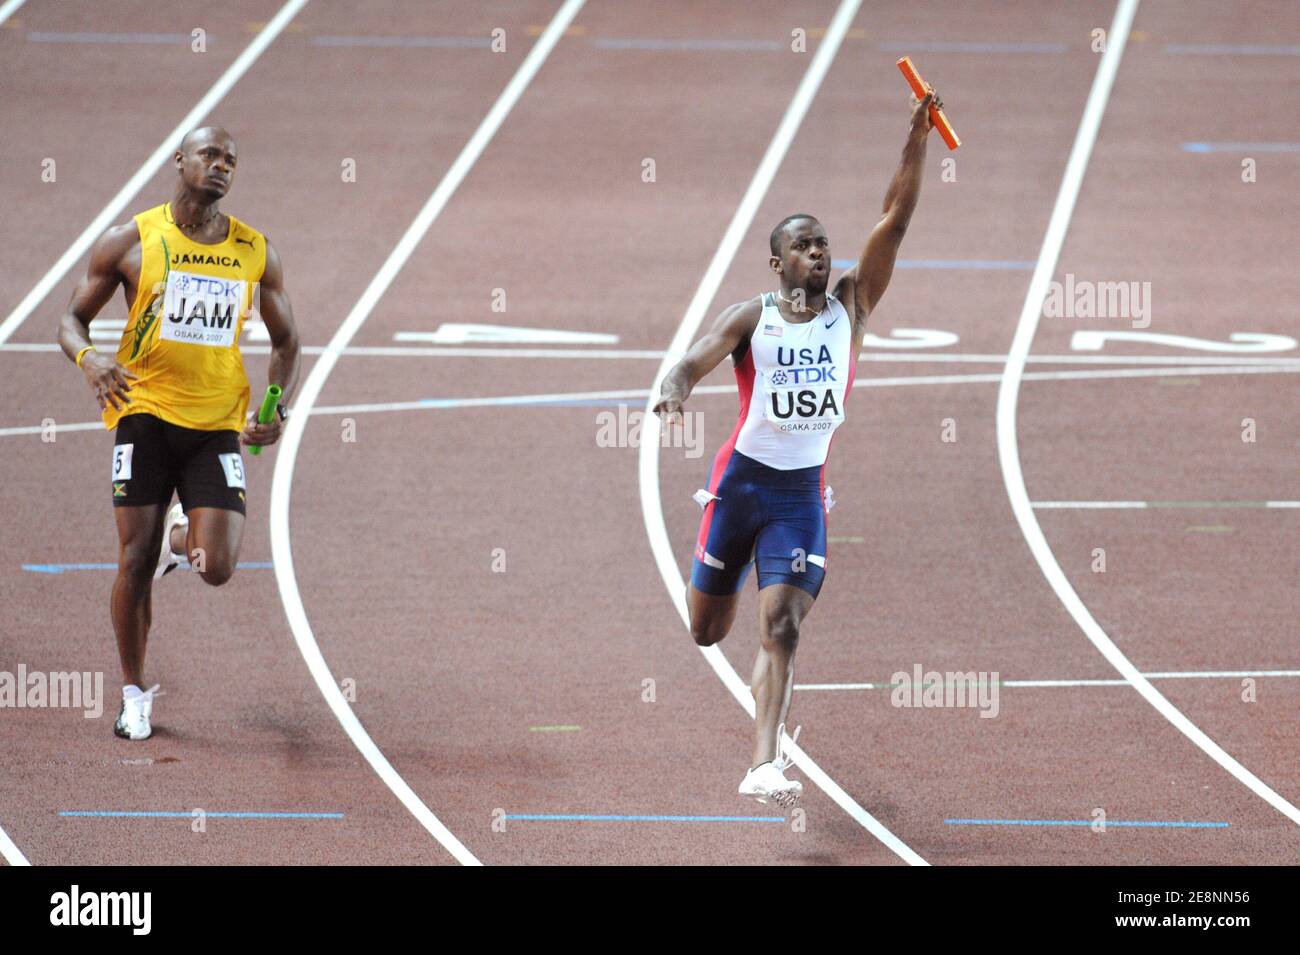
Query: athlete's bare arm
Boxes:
[
  {"xmin": 58, "ymin": 223, "xmax": 141, "ymax": 412},
  {"xmin": 240, "ymin": 239, "xmax": 300, "ymax": 449},
  {"xmin": 653, "ymin": 298, "xmax": 762, "ymax": 423},
  {"xmin": 835, "ymin": 91, "xmax": 940, "ymax": 330}
]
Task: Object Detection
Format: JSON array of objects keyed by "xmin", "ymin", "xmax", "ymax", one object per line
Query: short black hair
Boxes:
[{"xmin": 769, "ymin": 213, "xmax": 820, "ymax": 256}]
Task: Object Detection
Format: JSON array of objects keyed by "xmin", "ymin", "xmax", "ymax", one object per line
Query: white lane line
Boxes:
[
  {"xmin": 0, "ymin": 0, "xmax": 27, "ymax": 28},
  {"xmin": 0, "ymin": 0, "xmax": 305, "ymax": 874},
  {"xmin": 269, "ymin": 0, "xmax": 586, "ymax": 868},
  {"xmin": 0, "ymin": 0, "xmax": 310, "ymax": 346},
  {"xmin": 1034, "ymin": 501, "xmax": 1147, "ymax": 508},
  {"xmin": 0, "ymin": 421, "xmax": 105, "ymax": 438},
  {"xmin": 1034, "ymin": 501, "xmax": 1300, "ymax": 509},
  {"xmin": 8, "ymin": 340, "xmax": 1300, "ymax": 364},
  {"xmin": 8, "ymin": 363, "xmax": 1300, "ymax": 439},
  {"xmin": 328, "ymin": 346, "xmax": 667, "ymax": 359},
  {"xmin": 996, "ymin": 0, "xmax": 1300, "ymax": 827},
  {"xmin": 635, "ymin": 0, "xmax": 926, "ymax": 867},
  {"xmin": 796, "ymin": 670, "xmax": 1300, "ymax": 690},
  {"xmin": 0, "ymin": 821, "xmax": 31, "ymax": 866},
  {"xmin": 266, "ymin": 364, "xmax": 1300, "ymax": 420},
  {"xmin": 1023, "ymin": 364, "xmax": 1298, "ymax": 380},
  {"xmin": 857, "ymin": 352, "xmax": 1300, "ymax": 366},
  {"xmin": 312, "ymin": 387, "xmax": 650, "ymax": 415}
]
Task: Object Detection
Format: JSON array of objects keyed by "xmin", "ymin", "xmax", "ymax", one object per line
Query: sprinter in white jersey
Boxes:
[{"xmin": 654, "ymin": 90, "xmax": 943, "ymax": 807}]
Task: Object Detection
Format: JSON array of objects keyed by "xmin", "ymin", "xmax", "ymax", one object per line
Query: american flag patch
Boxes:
[{"xmin": 763, "ymin": 324, "xmax": 783, "ymax": 337}]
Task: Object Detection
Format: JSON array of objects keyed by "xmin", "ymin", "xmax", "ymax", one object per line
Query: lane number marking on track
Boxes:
[{"xmin": 1072, "ymin": 330, "xmax": 1297, "ymax": 353}]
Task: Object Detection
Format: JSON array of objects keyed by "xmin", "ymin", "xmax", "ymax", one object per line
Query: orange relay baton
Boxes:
[{"xmin": 896, "ymin": 56, "xmax": 960, "ymax": 149}]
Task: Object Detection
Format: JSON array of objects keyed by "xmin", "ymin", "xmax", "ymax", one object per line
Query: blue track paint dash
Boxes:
[
  {"xmin": 505, "ymin": 813, "xmax": 785, "ymax": 823},
  {"xmin": 25, "ymin": 561, "xmax": 274, "ymax": 574},
  {"xmin": 515, "ymin": 398, "xmax": 635, "ymax": 408},
  {"xmin": 28, "ymin": 32, "xmax": 196, "ymax": 44},
  {"xmin": 593, "ymin": 37, "xmax": 784, "ymax": 52},
  {"xmin": 1182, "ymin": 142, "xmax": 1300, "ymax": 153},
  {"xmin": 1166, "ymin": 44, "xmax": 1300, "ymax": 56},
  {"xmin": 24, "ymin": 562, "xmax": 116, "ymax": 574},
  {"xmin": 831, "ymin": 258, "xmax": 1034, "ymax": 271},
  {"xmin": 876, "ymin": 41, "xmax": 1066, "ymax": 54},
  {"xmin": 61, "ymin": 810, "xmax": 344, "ymax": 819},
  {"xmin": 311, "ymin": 35, "xmax": 491, "ymax": 48},
  {"xmin": 944, "ymin": 818, "xmax": 1228, "ymax": 828}
]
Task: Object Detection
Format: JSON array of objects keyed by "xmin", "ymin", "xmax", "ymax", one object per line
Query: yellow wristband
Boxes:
[{"xmin": 75, "ymin": 345, "xmax": 96, "ymax": 367}]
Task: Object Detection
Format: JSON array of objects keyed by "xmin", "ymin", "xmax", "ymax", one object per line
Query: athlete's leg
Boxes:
[
  {"xmin": 751, "ymin": 584, "xmax": 814, "ymax": 767},
  {"xmin": 687, "ymin": 466, "xmax": 759, "ymax": 644},
  {"xmin": 174, "ymin": 423, "xmax": 246, "ymax": 586},
  {"xmin": 112, "ymin": 504, "xmax": 167, "ymax": 686},
  {"xmin": 686, "ymin": 585, "xmax": 742, "ymax": 646},
  {"xmin": 185, "ymin": 507, "xmax": 244, "ymax": 586},
  {"xmin": 749, "ymin": 467, "xmax": 826, "ymax": 768}
]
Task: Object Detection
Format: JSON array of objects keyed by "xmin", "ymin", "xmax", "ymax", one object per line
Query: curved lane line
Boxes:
[
  {"xmin": 269, "ymin": 0, "xmax": 588, "ymax": 866},
  {"xmin": 0, "ymin": 0, "xmax": 309, "ymax": 868},
  {"xmin": 636, "ymin": 0, "xmax": 927, "ymax": 866},
  {"xmin": 0, "ymin": 822, "xmax": 31, "ymax": 866},
  {"xmin": 996, "ymin": 0, "xmax": 1300, "ymax": 827},
  {"xmin": 0, "ymin": 0, "xmax": 28, "ymax": 28}
]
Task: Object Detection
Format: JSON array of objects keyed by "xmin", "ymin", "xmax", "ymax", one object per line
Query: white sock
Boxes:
[{"xmin": 123, "ymin": 684, "xmax": 143, "ymax": 700}]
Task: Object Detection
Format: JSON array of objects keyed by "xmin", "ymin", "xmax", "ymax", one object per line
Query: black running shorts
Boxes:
[{"xmin": 110, "ymin": 413, "xmax": 246, "ymax": 514}]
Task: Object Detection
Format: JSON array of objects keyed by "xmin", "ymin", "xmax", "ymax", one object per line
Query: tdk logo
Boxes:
[{"xmin": 771, "ymin": 366, "xmax": 837, "ymax": 386}]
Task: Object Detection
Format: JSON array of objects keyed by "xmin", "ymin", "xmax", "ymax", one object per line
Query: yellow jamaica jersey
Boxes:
[{"xmin": 102, "ymin": 203, "xmax": 267, "ymax": 432}]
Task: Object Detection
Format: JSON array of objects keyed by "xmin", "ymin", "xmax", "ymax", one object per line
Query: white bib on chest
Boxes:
[
  {"xmin": 159, "ymin": 270, "xmax": 246, "ymax": 348},
  {"xmin": 733, "ymin": 292, "xmax": 854, "ymax": 470}
]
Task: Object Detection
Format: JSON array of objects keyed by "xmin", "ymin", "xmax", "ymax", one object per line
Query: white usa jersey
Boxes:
[{"xmin": 728, "ymin": 291, "xmax": 857, "ymax": 470}]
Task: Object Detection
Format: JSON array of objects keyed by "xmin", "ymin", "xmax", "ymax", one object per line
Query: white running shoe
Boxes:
[
  {"xmin": 739, "ymin": 723, "xmax": 803, "ymax": 809},
  {"xmin": 114, "ymin": 684, "xmax": 161, "ymax": 740},
  {"xmin": 154, "ymin": 502, "xmax": 188, "ymax": 579}
]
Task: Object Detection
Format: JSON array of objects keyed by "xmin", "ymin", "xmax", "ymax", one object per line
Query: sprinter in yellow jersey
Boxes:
[{"xmin": 57, "ymin": 127, "xmax": 301, "ymax": 740}]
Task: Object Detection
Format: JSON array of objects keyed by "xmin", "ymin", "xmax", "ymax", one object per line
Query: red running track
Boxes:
[{"xmin": 0, "ymin": 0, "xmax": 1295, "ymax": 865}]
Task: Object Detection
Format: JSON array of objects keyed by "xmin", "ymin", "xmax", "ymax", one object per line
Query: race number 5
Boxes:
[
  {"xmin": 218, "ymin": 452, "xmax": 245, "ymax": 489},
  {"xmin": 112, "ymin": 443, "xmax": 134, "ymax": 480}
]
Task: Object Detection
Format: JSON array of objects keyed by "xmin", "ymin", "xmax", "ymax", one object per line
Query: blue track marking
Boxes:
[
  {"xmin": 311, "ymin": 35, "xmax": 491, "ymax": 48},
  {"xmin": 593, "ymin": 38, "xmax": 783, "ymax": 51},
  {"xmin": 24, "ymin": 561, "xmax": 274, "ymax": 574},
  {"xmin": 413, "ymin": 395, "xmax": 638, "ymax": 410},
  {"xmin": 1183, "ymin": 142, "xmax": 1300, "ymax": 153},
  {"xmin": 512, "ymin": 398, "xmax": 634, "ymax": 408},
  {"xmin": 61, "ymin": 811, "xmax": 344, "ymax": 819},
  {"xmin": 944, "ymin": 818, "xmax": 1229, "ymax": 828},
  {"xmin": 831, "ymin": 258, "xmax": 1035, "ymax": 270},
  {"xmin": 27, "ymin": 32, "xmax": 196, "ymax": 44},
  {"xmin": 1166, "ymin": 44, "xmax": 1300, "ymax": 55},
  {"xmin": 505, "ymin": 814, "xmax": 786, "ymax": 823},
  {"xmin": 876, "ymin": 41, "xmax": 1066, "ymax": 54}
]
